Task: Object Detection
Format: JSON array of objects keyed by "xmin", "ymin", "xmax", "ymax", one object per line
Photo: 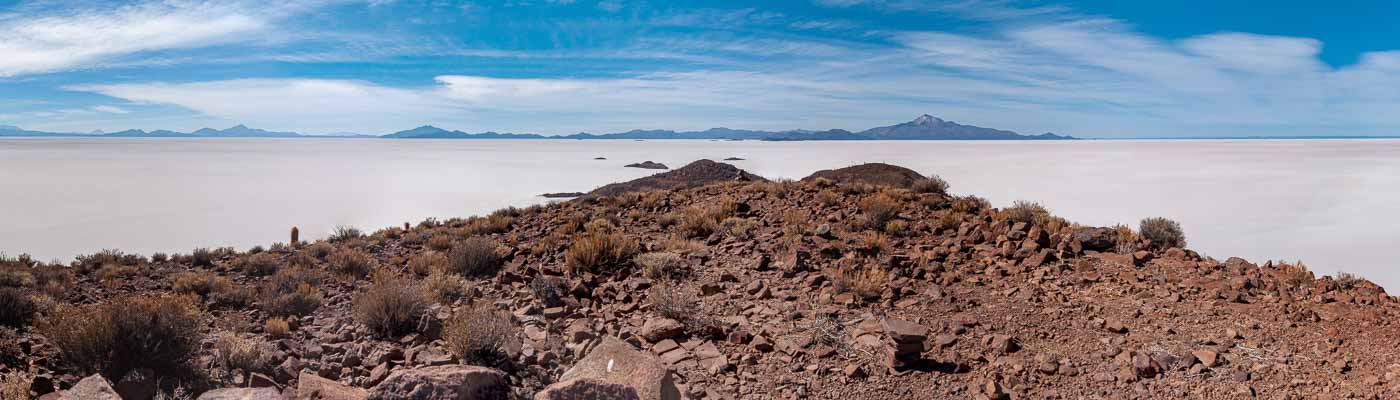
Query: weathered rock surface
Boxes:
[
  {"xmin": 536, "ymin": 337, "xmax": 680, "ymax": 400},
  {"xmin": 368, "ymin": 365, "xmax": 508, "ymax": 400}
]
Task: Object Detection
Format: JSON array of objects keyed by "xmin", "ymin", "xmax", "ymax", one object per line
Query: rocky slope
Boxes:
[{"xmin": 0, "ymin": 161, "xmax": 1396, "ymax": 400}]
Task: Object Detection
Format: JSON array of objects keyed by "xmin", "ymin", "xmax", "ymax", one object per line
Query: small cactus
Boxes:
[
  {"xmin": 290, "ymin": 226, "xmax": 300, "ymax": 246},
  {"xmin": 404, "ymin": 222, "xmax": 411, "ymax": 231}
]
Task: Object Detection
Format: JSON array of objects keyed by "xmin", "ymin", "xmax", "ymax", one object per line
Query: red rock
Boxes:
[
  {"xmin": 640, "ymin": 318, "xmax": 685, "ymax": 342},
  {"xmin": 294, "ymin": 370, "xmax": 367, "ymax": 400},
  {"xmin": 196, "ymin": 388, "xmax": 283, "ymax": 400},
  {"xmin": 535, "ymin": 337, "xmax": 681, "ymax": 400},
  {"xmin": 368, "ymin": 365, "xmax": 508, "ymax": 400}
]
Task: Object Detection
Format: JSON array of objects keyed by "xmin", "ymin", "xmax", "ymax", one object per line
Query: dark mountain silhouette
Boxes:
[{"xmin": 0, "ymin": 115, "xmax": 1075, "ymax": 140}]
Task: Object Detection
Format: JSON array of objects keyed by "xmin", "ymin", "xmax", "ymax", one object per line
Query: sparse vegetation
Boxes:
[
  {"xmin": 423, "ymin": 268, "xmax": 471, "ymax": 303},
  {"xmin": 1, "ymin": 371, "xmax": 30, "ymax": 400},
  {"xmin": 259, "ymin": 267, "xmax": 325, "ymax": 317},
  {"xmin": 448, "ymin": 237, "xmax": 502, "ymax": 277},
  {"xmin": 677, "ymin": 206, "xmax": 724, "ymax": 239},
  {"xmin": 265, "ymin": 317, "xmax": 291, "ymax": 338},
  {"xmin": 911, "ymin": 175, "xmax": 950, "ymax": 195},
  {"xmin": 191, "ymin": 247, "xmax": 215, "ymax": 267},
  {"xmin": 465, "ymin": 213, "xmax": 513, "ymax": 235},
  {"xmin": 828, "ymin": 266, "xmax": 888, "ymax": 300},
  {"xmin": 530, "ymin": 276, "xmax": 564, "ymax": 308},
  {"xmin": 442, "ymin": 303, "xmax": 515, "ymax": 366},
  {"xmin": 353, "ymin": 273, "xmax": 430, "ymax": 338},
  {"xmin": 1004, "ymin": 200, "xmax": 1052, "ymax": 226},
  {"xmin": 214, "ymin": 333, "xmax": 271, "ymax": 378},
  {"xmin": 330, "ymin": 225, "xmax": 363, "ymax": 242},
  {"xmin": 566, "ymin": 230, "xmax": 639, "ymax": 274},
  {"xmin": 39, "ymin": 295, "xmax": 204, "ymax": 377},
  {"xmin": 1140, "ymin": 217, "xmax": 1187, "ymax": 250},
  {"xmin": 234, "ymin": 252, "xmax": 280, "ymax": 276},
  {"xmin": 859, "ymin": 193, "xmax": 902, "ymax": 230},
  {"xmin": 635, "ymin": 252, "xmax": 687, "ymax": 281},
  {"xmin": 408, "ymin": 251, "xmax": 448, "ymax": 276},
  {"xmin": 328, "ymin": 248, "xmax": 375, "ymax": 279},
  {"xmin": 0, "ymin": 288, "xmax": 36, "ymax": 328}
]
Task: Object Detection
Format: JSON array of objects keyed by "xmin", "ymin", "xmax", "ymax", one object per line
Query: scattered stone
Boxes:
[
  {"xmin": 296, "ymin": 370, "xmax": 368, "ymax": 400},
  {"xmin": 58, "ymin": 374, "xmax": 120, "ymax": 400},
  {"xmin": 368, "ymin": 365, "xmax": 509, "ymax": 400},
  {"xmin": 881, "ymin": 318, "xmax": 929, "ymax": 371},
  {"xmin": 640, "ymin": 318, "xmax": 685, "ymax": 342}
]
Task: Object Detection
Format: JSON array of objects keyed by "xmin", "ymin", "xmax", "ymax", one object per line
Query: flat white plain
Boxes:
[{"xmin": 2, "ymin": 138, "xmax": 1396, "ymax": 289}]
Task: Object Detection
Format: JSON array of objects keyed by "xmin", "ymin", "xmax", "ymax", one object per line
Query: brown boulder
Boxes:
[
  {"xmin": 1072, "ymin": 227, "xmax": 1117, "ymax": 252},
  {"xmin": 639, "ymin": 318, "xmax": 685, "ymax": 343},
  {"xmin": 295, "ymin": 370, "xmax": 368, "ymax": 400},
  {"xmin": 368, "ymin": 365, "xmax": 509, "ymax": 400},
  {"xmin": 535, "ymin": 337, "xmax": 681, "ymax": 400},
  {"xmin": 195, "ymin": 388, "xmax": 283, "ymax": 400},
  {"xmin": 59, "ymin": 374, "xmax": 120, "ymax": 400}
]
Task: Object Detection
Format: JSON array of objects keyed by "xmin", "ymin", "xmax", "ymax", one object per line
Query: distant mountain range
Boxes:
[{"xmin": 0, "ymin": 115, "xmax": 1074, "ymax": 141}]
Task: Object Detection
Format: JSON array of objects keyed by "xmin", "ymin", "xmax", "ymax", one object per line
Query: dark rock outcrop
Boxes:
[
  {"xmin": 624, "ymin": 161, "xmax": 669, "ymax": 170},
  {"xmin": 590, "ymin": 159, "xmax": 763, "ymax": 197},
  {"xmin": 802, "ymin": 163, "xmax": 926, "ymax": 188}
]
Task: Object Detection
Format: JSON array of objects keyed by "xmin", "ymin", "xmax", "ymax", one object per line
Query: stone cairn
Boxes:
[{"xmin": 881, "ymin": 318, "xmax": 929, "ymax": 372}]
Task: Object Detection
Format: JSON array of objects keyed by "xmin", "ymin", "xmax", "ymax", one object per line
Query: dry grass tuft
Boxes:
[
  {"xmin": 951, "ymin": 195, "xmax": 990, "ymax": 214},
  {"xmin": 258, "ymin": 267, "xmax": 325, "ymax": 317},
  {"xmin": 426, "ymin": 235, "xmax": 455, "ymax": 252},
  {"xmin": 1004, "ymin": 200, "xmax": 1052, "ymax": 226},
  {"xmin": 423, "ymin": 269, "xmax": 472, "ymax": 303},
  {"xmin": 816, "ymin": 190, "xmax": 840, "ymax": 207},
  {"xmin": 911, "ymin": 175, "xmax": 950, "ymax": 195},
  {"xmin": 234, "ymin": 252, "xmax": 280, "ymax": 276},
  {"xmin": 443, "ymin": 303, "xmax": 515, "ymax": 367},
  {"xmin": 1, "ymin": 371, "xmax": 30, "ymax": 400},
  {"xmin": 464, "ymin": 213, "xmax": 513, "ymax": 236},
  {"xmin": 328, "ymin": 248, "xmax": 375, "ymax": 279},
  {"xmin": 448, "ymin": 237, "xmax": 502, "ymax": 277},
  {"xmin": 854, "ymin": 231, "xmax": 890, "ymax": 257},
  {"xmin": 1140, "ymin": 217, "xmax": 1187, "ymax": 250},
  {"xmin": 635, "ymin": 252, "xmax": 687, "ymax": 281},
  {"xmin": 39, "ymin": 295, "xmax": 203, "ymax": 378},
  {"xmin": 408, "ymin": 251, "xmax": 449, "ymax": 276},
  {"xmin": 213, "ymin": 333, "xmax": 271, "ymax": 377},
  {"xmin": 265, "ymin": 317, "xmax": 291, "ymax": 338},
  {"xmin": 828, "ymin": 266, "xmax": 888, "ymax": 300},
  {"xmin": 859, "ymin": 193, "xmax": 902, "ymax": 230},
  {"xmin": 677, "ymin": 206, "xmax": 724, "ymax": 239},
  {"xmin": 566, "ymin": 230, "xmax": 639, "ymax": 274},
  {"xmin": 1276, "ymin": 261, "xmax": 1314, "ymax": 288},
  {"xmin": 353, "ymin": 273, "xmax": 430, "ymax": 338}
]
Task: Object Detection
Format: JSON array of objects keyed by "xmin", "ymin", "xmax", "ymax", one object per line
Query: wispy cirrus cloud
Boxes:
[
  {"xmin": 0, "ymin": 0, "xmax": 349, "ymax": 77},
  {"xmin": 65, "ymin": 15, "xmax": 1400, "ymax": 137}
]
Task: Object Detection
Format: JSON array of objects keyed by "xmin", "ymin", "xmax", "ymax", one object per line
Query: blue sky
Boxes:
[{"xmin": 2, "ymin": 0, "xmax": 1399, "ymax": 137}]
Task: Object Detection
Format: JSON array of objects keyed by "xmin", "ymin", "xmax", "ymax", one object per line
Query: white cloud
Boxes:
[
  {"xmin": 92, "ymin": 105, "xmax": 130, "ymax": 114},
  {"xmin": 0, "ymin": 0, "xmax": 346, "ymax": 77},
  {"xmin": 53, "ymin": 11, "xmax": 1400, "ymax": 137}
]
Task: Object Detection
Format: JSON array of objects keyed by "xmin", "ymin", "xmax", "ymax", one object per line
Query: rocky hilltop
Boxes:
[{"xmin": 0, "ymin": 161, "xmax": 1396, "ymax": 399}]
